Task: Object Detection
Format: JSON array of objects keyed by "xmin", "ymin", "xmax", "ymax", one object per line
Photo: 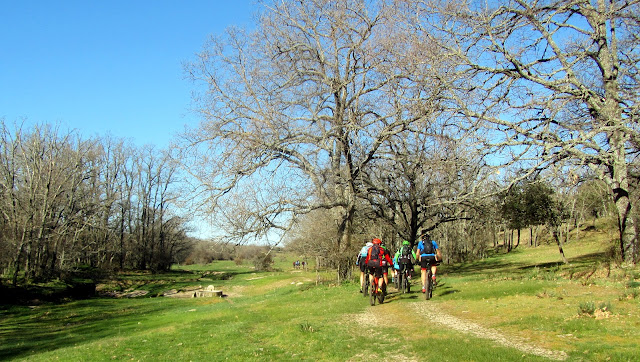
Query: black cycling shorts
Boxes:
[
  {"xmin": 359, "ymin": 256, "xmax": 367, "ymax": 272},
  {"xmin": 420, "ymin": 255, "xmax": 438, "ymax": 269},
  {"xmin": 399, "ymin": 262, "xmax": 413, "ymax": 273},
  {"xmin": 368, "ymin": 265, "xmax": 384, "ymax": 278}
]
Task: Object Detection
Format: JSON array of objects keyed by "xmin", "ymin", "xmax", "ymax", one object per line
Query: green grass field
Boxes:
[{"xmin": 1, "ymin": 225, "xmax": 639, "ymax": 361}]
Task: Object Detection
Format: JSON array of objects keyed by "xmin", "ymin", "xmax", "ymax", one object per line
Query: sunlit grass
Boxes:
[{"xmin": 2, "ymin": 221, "xmax": 639, "ymax": 361}]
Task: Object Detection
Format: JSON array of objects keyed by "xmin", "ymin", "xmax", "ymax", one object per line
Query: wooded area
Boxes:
[
  {"xmin": 2, "ymin": 0, "xmax": 639, "ymax": 286},
  {"xmin": 0, "ymin": 123, "xmax": 192, "ymax": 285}
]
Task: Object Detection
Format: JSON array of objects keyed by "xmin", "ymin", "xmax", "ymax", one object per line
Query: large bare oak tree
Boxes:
[
  {"xmin": 410, "ymin": 0, "xmax": 640, "ymax": 263},
  {"xmin": 180, "ymin": 0, "xmax": 445, "ymax": 273}
]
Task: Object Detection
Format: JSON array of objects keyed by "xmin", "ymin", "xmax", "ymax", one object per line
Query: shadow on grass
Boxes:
[
  {"xmin": 0, "ymin": 298, "xmax": 173, "ymax": 360},
  {"xmin": 445, "ymin": 249, "xmax": 610, "ymax": 279},
  {"xmin": 0, "ymin": 267, "xmax": 266, "ymax": 359},
  {"xmin": 443, "ymin": 257, "xmax": 530, "ymax": 276}
]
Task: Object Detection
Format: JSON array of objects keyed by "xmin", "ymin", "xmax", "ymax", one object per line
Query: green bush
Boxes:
[{"xmin": 578, "ymin": 301, "xmax": 596, "ymax": 315}]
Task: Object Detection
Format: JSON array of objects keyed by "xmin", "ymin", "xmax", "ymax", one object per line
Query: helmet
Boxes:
[
  {"xmin": 421, "ymin": 233, "xmax": 430, "ymax": 241},
  {"xmin": 402, "ymin": 240, "xmax": 410, "ymax": 246},
  {"xmin": 366, "ymin": 242, "xmax": 373, "ymax": 247},
  {"xmin": 372, "ymin": 238, "xmax": 382, "ymax": 245}
]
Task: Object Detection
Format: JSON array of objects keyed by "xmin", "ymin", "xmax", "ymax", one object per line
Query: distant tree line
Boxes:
[{"xmin": 0, "ymin": 122, "xmax": 193, "ymax": 286}]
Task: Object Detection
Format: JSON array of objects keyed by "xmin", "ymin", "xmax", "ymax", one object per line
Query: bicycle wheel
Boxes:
[
  {"xmin": 403, "ymin": 272, "xmax": 410, "ymax": 293},
  {"xmin": 425, "ymin": 269, "xmax": 432, "ymax": 300},
  {"xmin": 378, "ymin": 283, "xmax": 385, "ymax": 304},
  {"xmin": 363, "ymin": 275, "xmax": 369, "ymax": 297},
  {"xmin": 369, "ymin": 278, "xmax": 376, "ymax": 306}
]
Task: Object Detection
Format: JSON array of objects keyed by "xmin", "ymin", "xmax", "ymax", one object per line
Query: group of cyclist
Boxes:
[{"xmin": 356, "ymin": 233, "xmax": 443, "ymax": 295}]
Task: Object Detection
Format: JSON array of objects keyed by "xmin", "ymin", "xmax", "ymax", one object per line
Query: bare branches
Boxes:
[
  {"xmin": 412, "ymin": 0, "xmax": 640, "ymax": 262},
  {"xmin": 180, "ymin": 0, "xmax": 447, "ymax": 251}
]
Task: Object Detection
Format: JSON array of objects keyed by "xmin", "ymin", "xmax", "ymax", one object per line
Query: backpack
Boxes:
[
  {"xmin": 399, "ymin": 246, "xmax": 412, "ymax": 263},
  {"xmin": 367, "ymin": 245, "xmax": 382, "ymax": 267},
  {"xmin": 421, "ymin": 240, "xmax": 434, "ymax": 255}
]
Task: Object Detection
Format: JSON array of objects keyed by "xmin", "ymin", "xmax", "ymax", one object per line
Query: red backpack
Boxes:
[{"xmin": 367, "ymin": 245, "xmax": 382, "ymax": 267}]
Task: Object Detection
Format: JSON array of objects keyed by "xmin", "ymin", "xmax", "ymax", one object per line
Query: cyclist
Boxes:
[
  {"xmin": 394, "ymin": 240, "xmax": 416, "ymax": 283},
  {"xmin": 417, "ymin": 233, "xmax": 442, "ymax": 293},
  {"xmin": 365, "ymin": 238, "xmax": 393, "ymax": 294},
  {"xmin": 356, "ymin": 241, "xmax": 373, "ymax": 293},
  {"xmin": 380, "ymin": 241, "xmax": 392, "ymax": 289}
]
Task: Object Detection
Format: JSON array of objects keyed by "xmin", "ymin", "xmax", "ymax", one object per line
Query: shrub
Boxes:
[
  {"xmin": 578, "ymin": 301, "xmax": 596, "ymax": 315},
  {"xmin": 252, "ymin": 252, "xmax": 273, "ymax": 271}
]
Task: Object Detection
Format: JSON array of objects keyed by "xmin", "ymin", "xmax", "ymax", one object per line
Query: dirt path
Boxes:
[
  {"xmin": 411, "ymin": 303, "xmax": 568, "ymax": 361},
  {"xmin": 350, "ymin": 297, "xmax": 567, "ymax": 361}
]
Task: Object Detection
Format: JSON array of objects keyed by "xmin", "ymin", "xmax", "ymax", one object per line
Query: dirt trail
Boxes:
[
  {"xmin": 411, "ymin": 303, "xmax": 568, "ymax": 361},
  {"xmin": 350, "ymin": 296, "xmax": 567, "ymax": 361}
]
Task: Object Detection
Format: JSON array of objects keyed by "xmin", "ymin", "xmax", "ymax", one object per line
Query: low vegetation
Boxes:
[{"xmin": 1, "ymin": 222, "xmax": 638, "ymax": 361}]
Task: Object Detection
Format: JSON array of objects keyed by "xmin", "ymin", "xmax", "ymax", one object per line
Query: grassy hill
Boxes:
[{"xmin": 1, "ymin": 221, "xmax": 638, "ymax": 361}]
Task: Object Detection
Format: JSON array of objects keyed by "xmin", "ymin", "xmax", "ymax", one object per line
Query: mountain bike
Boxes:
[
  {"xmin": 393, "ymin": 268, "xmax": 400, "ymax": 290},
  {"xmin": 363, "ymin": 271, "xmax": 370, "ymax": 297},
  {"xmin": 398, "ymin": 263, "xmax": 412, "ymax": 294},
  {"xmin": 425, "ymin": 265, "xmax": 434, "ymax": 300},
  {"xmin": 424, "ymin": 260, "xmax": 440, "ymax": 300},
  {"xmin": 368, "ymin": 271, "xmax": 386, "ymax": 306}
]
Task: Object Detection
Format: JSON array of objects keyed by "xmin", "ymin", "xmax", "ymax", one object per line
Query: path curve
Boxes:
[{"xmin": 411, "ymin": 303, "xmax": 568, "ymax": 360}]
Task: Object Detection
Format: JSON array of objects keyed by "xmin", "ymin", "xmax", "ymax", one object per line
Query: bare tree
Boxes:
[
  {"xmin": 363, "ymin": 124, "xmax": 492, "ymax": 250},
  {"xmin": 0, "ymin": 121, "xmax": 193, "ymax": 284},
  {"xmin": 180, "ymin": 0, "xmax": 445, "ymax": 276},
  {"xmin": 411, "ymin": 0, "xmax": 640, "ymax": 263},
  {"xmin": 0, "ymin": 123, "xmax": 99, "ymax": 283}
]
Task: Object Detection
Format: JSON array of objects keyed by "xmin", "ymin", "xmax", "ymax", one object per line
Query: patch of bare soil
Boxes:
[
  {"xmin": 411, "ymin": 303, "xmax": 568, "ymax": 361},
  {"xmin": 347, "ymin": 304, "xmax": 420, "ymax": 361}
]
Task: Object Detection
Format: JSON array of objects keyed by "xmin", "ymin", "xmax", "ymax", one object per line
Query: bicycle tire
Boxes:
[
  {"xmin": 363, "ymin": 275, "xmax": 370, "ymax": 297},
  {"xmin": 425, "ymin": 269, "xmax": 432, "ymax": 300},
  {"xmin": 403, "ymin": 272, "xmax": 409, "ymax": 293},
  {"xmin": 369, "ymin": 277, "xmax": 376, "ymax": 306}
]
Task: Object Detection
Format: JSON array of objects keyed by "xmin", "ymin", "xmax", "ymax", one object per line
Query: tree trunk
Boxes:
[
  {"xmin": 613, "ymin": 187, "xmax": 638, "ymax": 264},
  {"xmin": 553, "ymin": 229, "xmax": 569, "ymax": 264}
]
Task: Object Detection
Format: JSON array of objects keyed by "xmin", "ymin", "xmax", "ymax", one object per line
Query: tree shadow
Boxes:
[
  {"xmin": 0, "ymin": 299, "xmax": 174, "ymax": 360},
  {"xmin": 0, "ymin": 266, "xmax": 274, "ymax": 359}
]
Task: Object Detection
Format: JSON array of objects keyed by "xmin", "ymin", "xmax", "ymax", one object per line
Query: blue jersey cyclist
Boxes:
[
  {"xmin": 356, "ymin": 241, "xmax": 373, "ymax": 293},
  {"xmin": 417, "ymin": 233, "xmax": 443, "ymax": 293}
]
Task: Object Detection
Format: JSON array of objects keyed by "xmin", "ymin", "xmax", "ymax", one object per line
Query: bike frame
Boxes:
[
  {"xmin": 368, "ymin": 270, "xmax": 386, "ymax": 306},
  {"xmin": 424, "ymin": 260, "xmax": 438, "ymax": 300}
]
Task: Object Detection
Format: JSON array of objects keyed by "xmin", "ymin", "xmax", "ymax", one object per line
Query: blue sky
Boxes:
[{"xmin": 1, "ymin": 0, "xmax": 256, "ymax": 148}]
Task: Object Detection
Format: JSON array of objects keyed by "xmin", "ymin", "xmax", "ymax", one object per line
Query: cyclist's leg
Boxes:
[
  {"xmin": 376, "ymin": 266, "xmax": 384, "ymax": 290},
  {"xmin": 382, "ymin": 266, "xmax": 389, "ymax": 287},
  {"xmin": 359, "ymin": 259, "xmax": 366, "ymax": 291},
  {"xmin": 420, "ymin": 257, "xmax": 427, "ymax": 291}
]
